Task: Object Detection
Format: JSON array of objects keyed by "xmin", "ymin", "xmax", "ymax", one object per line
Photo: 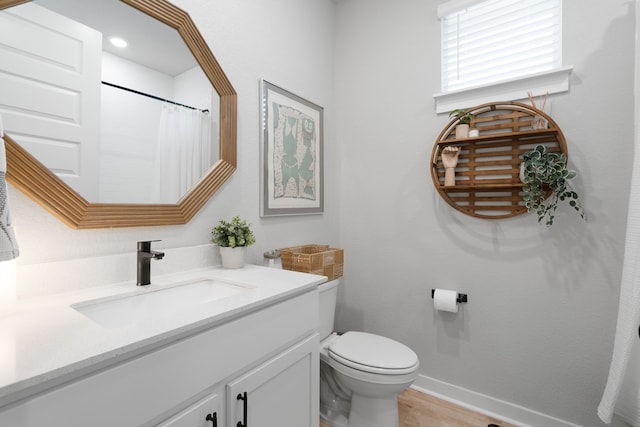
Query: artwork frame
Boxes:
[{"xmin": 260, "ymin": 79, "xmax": 324, "ymax": 217}]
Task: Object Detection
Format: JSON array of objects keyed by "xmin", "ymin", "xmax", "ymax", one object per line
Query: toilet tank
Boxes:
[{"xmin": 318, "ymin": 279, "xmax": 340, "ymax": 340}]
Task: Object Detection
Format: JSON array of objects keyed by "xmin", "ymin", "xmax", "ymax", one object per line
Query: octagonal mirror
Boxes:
[{"xmin": 0, "ymin": 0, "xmax": 237, "ymax": 228}]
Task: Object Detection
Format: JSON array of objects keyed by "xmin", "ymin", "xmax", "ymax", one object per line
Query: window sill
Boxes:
[{"xmin": 433, "ymin": 66, "xmax": 573, "ymax": 114}]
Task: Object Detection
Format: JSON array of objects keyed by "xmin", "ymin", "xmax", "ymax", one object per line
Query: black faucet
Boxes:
[{"xmin": 137, "ymin": 240, "xmax": 165, "ymax": 286}]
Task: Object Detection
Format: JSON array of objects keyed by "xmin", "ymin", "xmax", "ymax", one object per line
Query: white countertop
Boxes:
[{"xmin": 0, "ymin": 265, "xmax": 326, "ymax": 408}]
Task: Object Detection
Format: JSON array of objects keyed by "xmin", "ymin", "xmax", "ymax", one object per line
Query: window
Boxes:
[
  {"xmin": 434, "ymin": 0, "xmax": 570, "ymax": 113},
  {"xmin": 441, "ymin": 0, "xmax": 561, "ymax": 92}
]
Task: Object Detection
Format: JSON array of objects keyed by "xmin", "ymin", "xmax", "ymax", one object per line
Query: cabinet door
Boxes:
[
  {"xmin": 227, "ymin": 334, "xmax": 319, "ymax": 427},
  {"xmin": 157, "ymin": 392, "xmax": 222, "ymax": 427}
]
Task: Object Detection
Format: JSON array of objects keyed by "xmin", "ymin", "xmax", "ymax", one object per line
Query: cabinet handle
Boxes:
[
  {"xmin": 205, "ymin": 412, "xmax": 217, "ymax": 426},
  {"xmin": 236, "ymin": 392, "xmax": 248, "ymax": 427}
]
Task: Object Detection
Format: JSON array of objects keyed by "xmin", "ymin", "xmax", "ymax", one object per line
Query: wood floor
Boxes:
[{"xmin": 320, "ymin": 388, "xmax": 518, "ymax": 427}]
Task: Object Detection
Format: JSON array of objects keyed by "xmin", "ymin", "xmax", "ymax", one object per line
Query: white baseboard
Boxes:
[{"xmin": 412, "ymin": 374, "xmax": 583, "ymax": 427}]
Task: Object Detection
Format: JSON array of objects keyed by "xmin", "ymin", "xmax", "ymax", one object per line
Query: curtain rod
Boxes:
[{"xmin": 102, "ymin": 81, "xmax": 209, "ymax": 113}]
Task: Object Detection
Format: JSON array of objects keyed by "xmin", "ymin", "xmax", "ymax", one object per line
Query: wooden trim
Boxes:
[{"xmin": 0, "ymin": 0, "xmax": 237, "ymax": 228}]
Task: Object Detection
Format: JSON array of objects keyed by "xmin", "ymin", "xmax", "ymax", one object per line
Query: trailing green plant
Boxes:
[
  {"xmin": 211, "ymin": 215, "xmax": 256, "ymax": 247},
  {"xmin": 521, "ymin": 144, "xmax": 584, "ymax": 226},
  {"xmin": 449, "ymin": 108, "xmax": 475, "ymax": 125}
]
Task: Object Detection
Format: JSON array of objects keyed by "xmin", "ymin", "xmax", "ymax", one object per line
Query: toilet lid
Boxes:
[{"xmin": 328, "ymin": 331, "xmax": 418, "ymax": 374}]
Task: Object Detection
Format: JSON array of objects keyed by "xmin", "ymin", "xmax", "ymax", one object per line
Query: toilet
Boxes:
[{"xmin": 319, "ymin": 279, "xmax": 419, "ymax": 427}]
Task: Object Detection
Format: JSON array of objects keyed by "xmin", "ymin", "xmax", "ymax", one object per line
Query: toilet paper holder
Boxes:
[{"xmin": 431, "ymin": 289, "xmax": 468, "ymax": 303}]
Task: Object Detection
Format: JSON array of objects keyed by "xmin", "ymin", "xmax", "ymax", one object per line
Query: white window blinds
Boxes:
[{"xmin": 440, "ymin": 0, "xmax": 562, "ymax": 93}]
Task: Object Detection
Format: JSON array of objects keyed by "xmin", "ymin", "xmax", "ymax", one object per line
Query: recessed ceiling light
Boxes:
[{"xmin": 109, "ymin": 37, "xmax": 128, "ymax": 48}]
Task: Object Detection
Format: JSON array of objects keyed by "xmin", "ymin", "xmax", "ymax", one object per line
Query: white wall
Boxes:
[
  {"xmin": 11, "ymin": 0, "xmax": 338, "ymax": 294},
  {"xmin": 174, "ymin": 66, "xmax": 214, "ymax": 112},
  {"xmin": 333, "ymin": 0, "xmax": 634, "ymax": 426},
  {"xmin": 8, "ymin": 0, "xmax": 635, "ymax": 425},
  {"xmin": 100, "ymin": 53, "xmax": 214, "ymax": 204},
  {"xmin": 101, "ymin": 53, "xmax": 166, "ymax": 203}
]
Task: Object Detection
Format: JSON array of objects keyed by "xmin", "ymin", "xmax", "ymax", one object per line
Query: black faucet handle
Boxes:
[{"xmin": 137, "ymin": 240, "xmax": 162, "ymax": 252}]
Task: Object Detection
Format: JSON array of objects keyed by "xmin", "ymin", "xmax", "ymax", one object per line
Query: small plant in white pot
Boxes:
[
  {"xmin": 211, "ymin": 215, "xmax": 256, "ymax": 268},
  {"xmin": 449, "ymin": 108, "xmax": 475, "ymax": 139}
]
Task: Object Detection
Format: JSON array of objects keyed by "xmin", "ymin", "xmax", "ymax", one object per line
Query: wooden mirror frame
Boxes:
[{"xmin": 0, "ymin": 0, "xmax": 237, "ymax": 229}]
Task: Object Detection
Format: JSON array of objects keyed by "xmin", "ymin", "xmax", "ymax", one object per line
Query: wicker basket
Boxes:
[{"xmin": 279, "ymin": 244, "xmax": 344, "ymax": 280}]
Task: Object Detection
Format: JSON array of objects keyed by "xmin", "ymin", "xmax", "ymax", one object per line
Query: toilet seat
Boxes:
[{"xmin": 328, "ymin": 332, "xmax": 419, "ymax": 375}]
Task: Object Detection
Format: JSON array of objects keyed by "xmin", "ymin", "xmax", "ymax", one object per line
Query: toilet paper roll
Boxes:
[{"xmin": 433, "ymin": 289, "xmax": 459, "ymax": 313}]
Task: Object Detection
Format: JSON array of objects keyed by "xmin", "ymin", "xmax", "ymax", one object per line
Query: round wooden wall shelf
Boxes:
[{"xmin": 430, "ymin": 101, "xmax": 568, "ymax": 219}]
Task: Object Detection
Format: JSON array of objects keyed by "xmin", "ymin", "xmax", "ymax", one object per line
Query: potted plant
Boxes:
[
  {"xmin": 211, "ymin": 215, "xmax": 256, "ymax": 268},
  {"xmin": 449, "ymin": 108, "xmax": 475, "ymax": 139},
  {"xmin": 521, "ymin": 144, "xmax": 584, "ymax": 226}
]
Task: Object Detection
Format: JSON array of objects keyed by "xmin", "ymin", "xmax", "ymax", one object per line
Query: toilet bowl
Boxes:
[{"xmin": 319, "ymin": 280, "xmax": 419, "ymax": 427}]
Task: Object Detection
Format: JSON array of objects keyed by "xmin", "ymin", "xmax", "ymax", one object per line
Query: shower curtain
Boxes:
[
  {"xmin": 155, "ymin": 104, "xmax": 212, "ymax": 203},
  {"xmin": 598, "ymin": 138, "xmax": 640, "ymax": 424},
  {"xmin": 598, "ymin": 3, "xmax": 640, "ymax": 424}
]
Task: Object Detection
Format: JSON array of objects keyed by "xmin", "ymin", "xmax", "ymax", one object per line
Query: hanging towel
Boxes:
[
  {"xmin": 598, "ymin": 124, "xmax": 640, "ymax": 424},
  {"xmin": 0, "ymin": 114, "xmax": 19, "ymax": 261}
]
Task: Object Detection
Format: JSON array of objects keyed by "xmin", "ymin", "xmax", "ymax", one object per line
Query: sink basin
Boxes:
[{"xmin": 72, "ymin": 277, "xmax": 251, "ymax": 329}]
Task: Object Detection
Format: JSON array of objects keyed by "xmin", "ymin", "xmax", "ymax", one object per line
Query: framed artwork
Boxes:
[{"xmin": 260, "ymin": 79, "xmax": 324, "ymax": 217}]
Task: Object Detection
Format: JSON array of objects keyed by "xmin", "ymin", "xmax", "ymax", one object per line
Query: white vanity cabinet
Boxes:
[
  {"xmin": 226, "ymin": 335, "xmax": 318, "ymax": 427},
  {"xmin": 0, "ymin": 288, "xmax": 319, "ymax": 427},
  {"xmin": 159, "ymin": 335, "xmax": 318, "ymax": 427},
  {"xmin": 158, "ymin": 392, "xmax": 222, "ymax": 427}
]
